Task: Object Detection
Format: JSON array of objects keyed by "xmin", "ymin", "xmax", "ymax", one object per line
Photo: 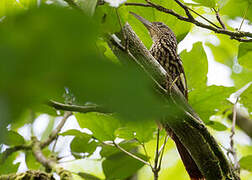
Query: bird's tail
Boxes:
[{"xmin": 169, "ymin": 130, "xmax": 205, "ymax": 180}]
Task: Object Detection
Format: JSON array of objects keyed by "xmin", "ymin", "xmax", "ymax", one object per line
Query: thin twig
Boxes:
[
  {"xmin": 0, "ymin": 145, "xmax": 31, "ymax": 164},
  {"xmin": 41, "ymin": 111, "xmax": 72, "ymax": 148},
  {"xmin": 138, "ymin": 140, "xmax": 152, "ymax": 166},
  {"xmin": 125, "ymin": 2, "xmax": 152, "ymax": 7},
  {"xmin": 231, "ymin": 37, "xmax": 252, "ymax": 42},
  {"xmin": 48, "ymin": 100, "xmax": 111, "ymax": 113},
  {"xmin": 238, "ymin": 4, "xmax": 249, "ymax": 31},
  {"xmin": 229, "ymin": 98, "xmax": 240, "ymax": 172},
  {"xmin": 113, "ymin": 141, "xmax": 152, "ymax": 166},
  {"xmin": 154, "ymin": 129, "xmax": 160, "ymax": 169},
  {"xmin": 153, "ymin": 129, "xmax": 160, "ymax": 180},
  {"xmin": 157, "ymin": 134, "xmax": 169, "ymax": 171},
  {"xmin": 186, "ymin": 6, "xmax": 220, "ymax": 28},
  {"xmin": 173, "ymin": 0, "xmax": 194, "ymax": 19},
  {"xmin": 52, "ymin": 136, "xmax": 59, "ymax": 153},
  {"xmin": 213, "ymin": 8, "xmax": 226, "ymax": 29}
]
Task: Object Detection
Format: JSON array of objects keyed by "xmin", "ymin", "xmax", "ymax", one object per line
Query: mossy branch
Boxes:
[{"xmin": 107, "ymin": 23, "xmax": 240, "ymax": 180}]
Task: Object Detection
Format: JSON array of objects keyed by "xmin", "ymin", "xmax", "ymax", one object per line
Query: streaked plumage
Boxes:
[{"xmin": 131, "ymin": 12, "xmax": 205, "ymax": 180}]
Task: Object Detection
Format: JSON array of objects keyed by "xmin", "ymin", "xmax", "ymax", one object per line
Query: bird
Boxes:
[{"xmin": 130, "ymin": 12, "xmax": 205, "ymax": 180}]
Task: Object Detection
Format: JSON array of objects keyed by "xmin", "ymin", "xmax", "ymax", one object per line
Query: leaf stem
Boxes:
[{"xmin": 112, "ymin": 141, "xmax": 152, "ymax": 167}]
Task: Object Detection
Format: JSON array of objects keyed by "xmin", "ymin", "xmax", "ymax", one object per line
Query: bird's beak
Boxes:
[{"xmin": 130, "ymin": 12, "xmax": 153, "ymax": 30}]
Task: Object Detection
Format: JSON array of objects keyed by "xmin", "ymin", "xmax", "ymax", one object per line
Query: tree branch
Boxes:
[
  {"xmin": 213, "ymin": 8, "xmax": 226, "ymax": 29},
  {"xmin": 107, "ymin": 23, "xmax": 240, "ymax": 180},
  {"xmin": 41, "ymin": 111, "xmax": 72, "ymax": 148},
  {"xmin": 228, "ymin": 112, "xmax": 252, "ymax": 138},
  {"xmin": 48, "ymin": 100, "xmax": 111, "ymax": 113},
  {"xmin": 229, "ymin": 100, "xmax": 240, "ymax": 173},
  {"xmin": 32, "ymin": 136, "xmax": 72, "ymax": 180},
  {"xmin": 125, "ymin": 0, "xmax": 252, "ymax": 41}
]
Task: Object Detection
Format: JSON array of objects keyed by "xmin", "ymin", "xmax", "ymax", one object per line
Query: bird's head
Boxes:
[{"xmin": 130, "ymin": 12, "xmax": 177, "ymax": 44}]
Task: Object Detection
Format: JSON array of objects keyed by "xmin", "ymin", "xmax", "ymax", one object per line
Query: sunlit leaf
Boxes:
[
  {"xmin": 189, "ymin": 86, "xmax": 235, "ymax": 122},
  {"xmin": 102, "ymin": 152, "xmax": 147, "ymax": 179},
  {"xmin": 19, "ymin": 0, "xmax": 37, "ymax": 8},
  {"xmin": 75, "ymin": 113, "xmax": 121, "ymax": 141},
  {"xmin": 206, "ymin": 35, "xmax": 239, "ymax": 66},
  {"xmin": 115, "ymin": 127, "xmax": 136, "ymax": 140},
  {"xmin": 232, "ymin": 67, "xmax": 252, "ymax": 88},
  {"xmin": 180, "ymin": 42, "xmax": 208, "ymax": 90},
  {"xmin": 0, "ymin": 0, "xmax": 22, "ymax": 17},
  {"xmin": 240, "ymin": 83, "xmax": 252, "ymax": 118},
  {"xmin": 60, "ymin": 129, "xmax": 85, "ymax": 137},
  {"xmin": 78, "ymin": 0, "xmax": 98, "ymax": 16},
  {"xmin": 220, "ymin": 0, "xmax": 252, "ymax": 21},
  {"xmin": 238, "ymin": 42, "xmax": 252, "ymax": 70},
  {"xmin": 191, "ymin": 0, "xmax": 216, "ymax": 7},
  {"xmin": 94, "ymin": 4, "xmax": 120, "ymax": 33},
  {"xmin": 239, "ymin": 155, "xmax": 252, "ymax": 171},
  {"xmin": 100, "ymin": 140, "xmax": 139, "ymax": 158},
  {"xmin": 207, "ymin": 120, "xmax": 228, "ymax": 131}
]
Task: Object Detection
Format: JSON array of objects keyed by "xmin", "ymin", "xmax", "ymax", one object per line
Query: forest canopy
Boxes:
[{"xmin": 0, "ymin": 0, "xmax": 252, "ymax": 180}]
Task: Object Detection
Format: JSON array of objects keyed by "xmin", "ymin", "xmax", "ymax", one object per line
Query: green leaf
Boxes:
[
  {"xmin": 232, "ymin": 68, "xmax": 252, "ymax": 88},
  {"xmin": 191, "ymin": 0, "xmax": 216, "ymax": 7},
  {"xmin": 25, "ymin": 148, "xmax": 51, "ymax": 170},
  {"xmin": 70, "ymin": 132, "xmax": 98, "ymax": 158},
  {"xmin": 41, "ymin": 117, "xmax": 55, "ymax": 142},
  {"xmin": 238, "ymin": 42, "xmax": 252, "ymax": 70},
  {"xmin": 129, "ymin": 121, "xmax": 156, "ymax": 143},
  {"xmin": 0, "ymin": 5, "xmax": 98, "ymax": 141},
  {"xmin": 240, "ymin": 83, "xmax": 252, "ymax": 117},
  {"xmin": 0, "ymin": 5, "xmax": 165, "ymax": 142},
  {"xmin": 207, "ymin": 120, "xmax": 228, "ymax": 131},
  {"xmin": 189, "ymin": 86, "xmax": 235, "ymax": 122},
  {"xmin": 0, "ymin": 152, "xmax": 19, "ymax": 175},
  {"xmin": 220, "ymin": 0, "xmax": 252, "ymax": 21},
  {"xmin": 180, "ymin": 42, "xmax": 208, "ymax": 90},
  {"xmin": 60, "ymin": 129, "xmax": 84, "ymax": 137},
  {"xmin": 78, "ymin": 0, "xmax": 98, "ymax": 16},
  {"xmin": 102, "ymin": 152, "xmax": 147, "ymax": 179},
  {"xmin": 19, "ymin": 0, "xmax": 37, "ymax": 8},
  {"xmin": 78, "ymin": 172, "xmax": 101, "ymax": 180},
  {"xmin": 115, "ymin": 120, "xmax": 156, "ymax": 143},
  {"xmin": 115, "ymin": 127, "xmax": 136, "ymax": 140},
  {"xmin": 94, "ymin": 4, "xmax": 120, "ymax": 33},
  {"xmin": 0, "ymin": 0, "xmax": 22, "ymax": 17},
  {"xmin": 75, "ymin": 113, "xmax": 121, "ymax": 141},
  {"xmin": 206, "ymin": 35, "xmax": 239, "ymax": 66},
  {"xmin": 25, "ymin": 151, "xmax": 41, "ymax": 170},
  {"xmin": 239, "ymin": 155, "xmax": 252, "ymax": 171},
  {"xmin": 2, "ymin": 131, "xmax": 25, "ymax": 146}
]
